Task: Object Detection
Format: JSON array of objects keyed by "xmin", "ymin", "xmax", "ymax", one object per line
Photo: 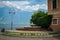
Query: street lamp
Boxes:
[{"xmin": 9, "ymin": 9, "xmax": 15, "ymax": 30}]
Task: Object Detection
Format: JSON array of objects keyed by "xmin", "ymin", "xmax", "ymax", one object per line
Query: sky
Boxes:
[{"xmin": 0, "ymin": 0, "xmax": 47, "ymax": 25}]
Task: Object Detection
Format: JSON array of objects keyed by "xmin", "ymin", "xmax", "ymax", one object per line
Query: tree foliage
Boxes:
[{"xmin": 30, "ymin": 11, "xmax": 53, "ymax": 29}]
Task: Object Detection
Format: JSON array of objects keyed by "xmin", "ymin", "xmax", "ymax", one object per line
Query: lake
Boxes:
[{"xmin": 0, "ymin": 24, "xmax": 30, "ymax": 30}]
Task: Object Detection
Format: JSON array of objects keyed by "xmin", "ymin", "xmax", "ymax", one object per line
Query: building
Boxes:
[{"xmin": 48, "ymin": 0, "xmax": 60, "ymax": 31}]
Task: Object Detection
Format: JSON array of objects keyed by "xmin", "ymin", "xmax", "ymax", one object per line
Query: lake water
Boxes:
[{"xmin": 0, "ymin": 24, "xmax": 30, "ymax": 30}]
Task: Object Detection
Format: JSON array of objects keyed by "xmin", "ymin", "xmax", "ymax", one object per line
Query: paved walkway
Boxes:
[
  {"xmin": 0, "ymin": 30, "xmax": 60, "ymax": 40},
  {"xmin": 0, "ymin": 34, "xmax": 60, "ymax": 40}
]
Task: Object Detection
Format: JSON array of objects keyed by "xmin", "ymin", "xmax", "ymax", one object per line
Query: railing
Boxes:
[{"xmin": 4, "ymin": 30, "xmax": 53, "ymax": 37}]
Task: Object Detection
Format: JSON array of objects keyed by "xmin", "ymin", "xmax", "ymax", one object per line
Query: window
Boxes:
[
  {"xmin": 52, "ymin": 18, "xmax": 58, "ymax": 25},
  {"xmin": 52, "ymin": 0, "xmax": 57, "ymax": 9}
]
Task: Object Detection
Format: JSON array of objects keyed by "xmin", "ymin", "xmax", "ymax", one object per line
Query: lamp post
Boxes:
[{"xmin": 9, "ymin": 9, "xmax": 15, "ymax": 30}]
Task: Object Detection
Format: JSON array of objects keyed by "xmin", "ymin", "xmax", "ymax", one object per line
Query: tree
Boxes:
[{"xmin": 30, "ymin": 11, "xmax": 53, "ymax": 29}]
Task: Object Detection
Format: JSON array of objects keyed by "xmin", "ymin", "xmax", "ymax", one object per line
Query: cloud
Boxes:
[
  {"xmin": 17, "ymin": 4, "xmax": 47, "ymax": 12},
  {"xmin": 0, "ymin": 1, "xmax": 5, "ymax": 8},
  {"xmin": 0, "ymin": 1, "xmax": 47, "ymax": 12},
  {"xmin": 40, "ymin": 4, "xmax": 47, "ymax": 10},
  {"xmin": 19, "ymin": 4, "xmax": 40, "ymax": 12},
  {"xmin": 0, "ymin": 1, "xmax": 30, "ymax": 7}
]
